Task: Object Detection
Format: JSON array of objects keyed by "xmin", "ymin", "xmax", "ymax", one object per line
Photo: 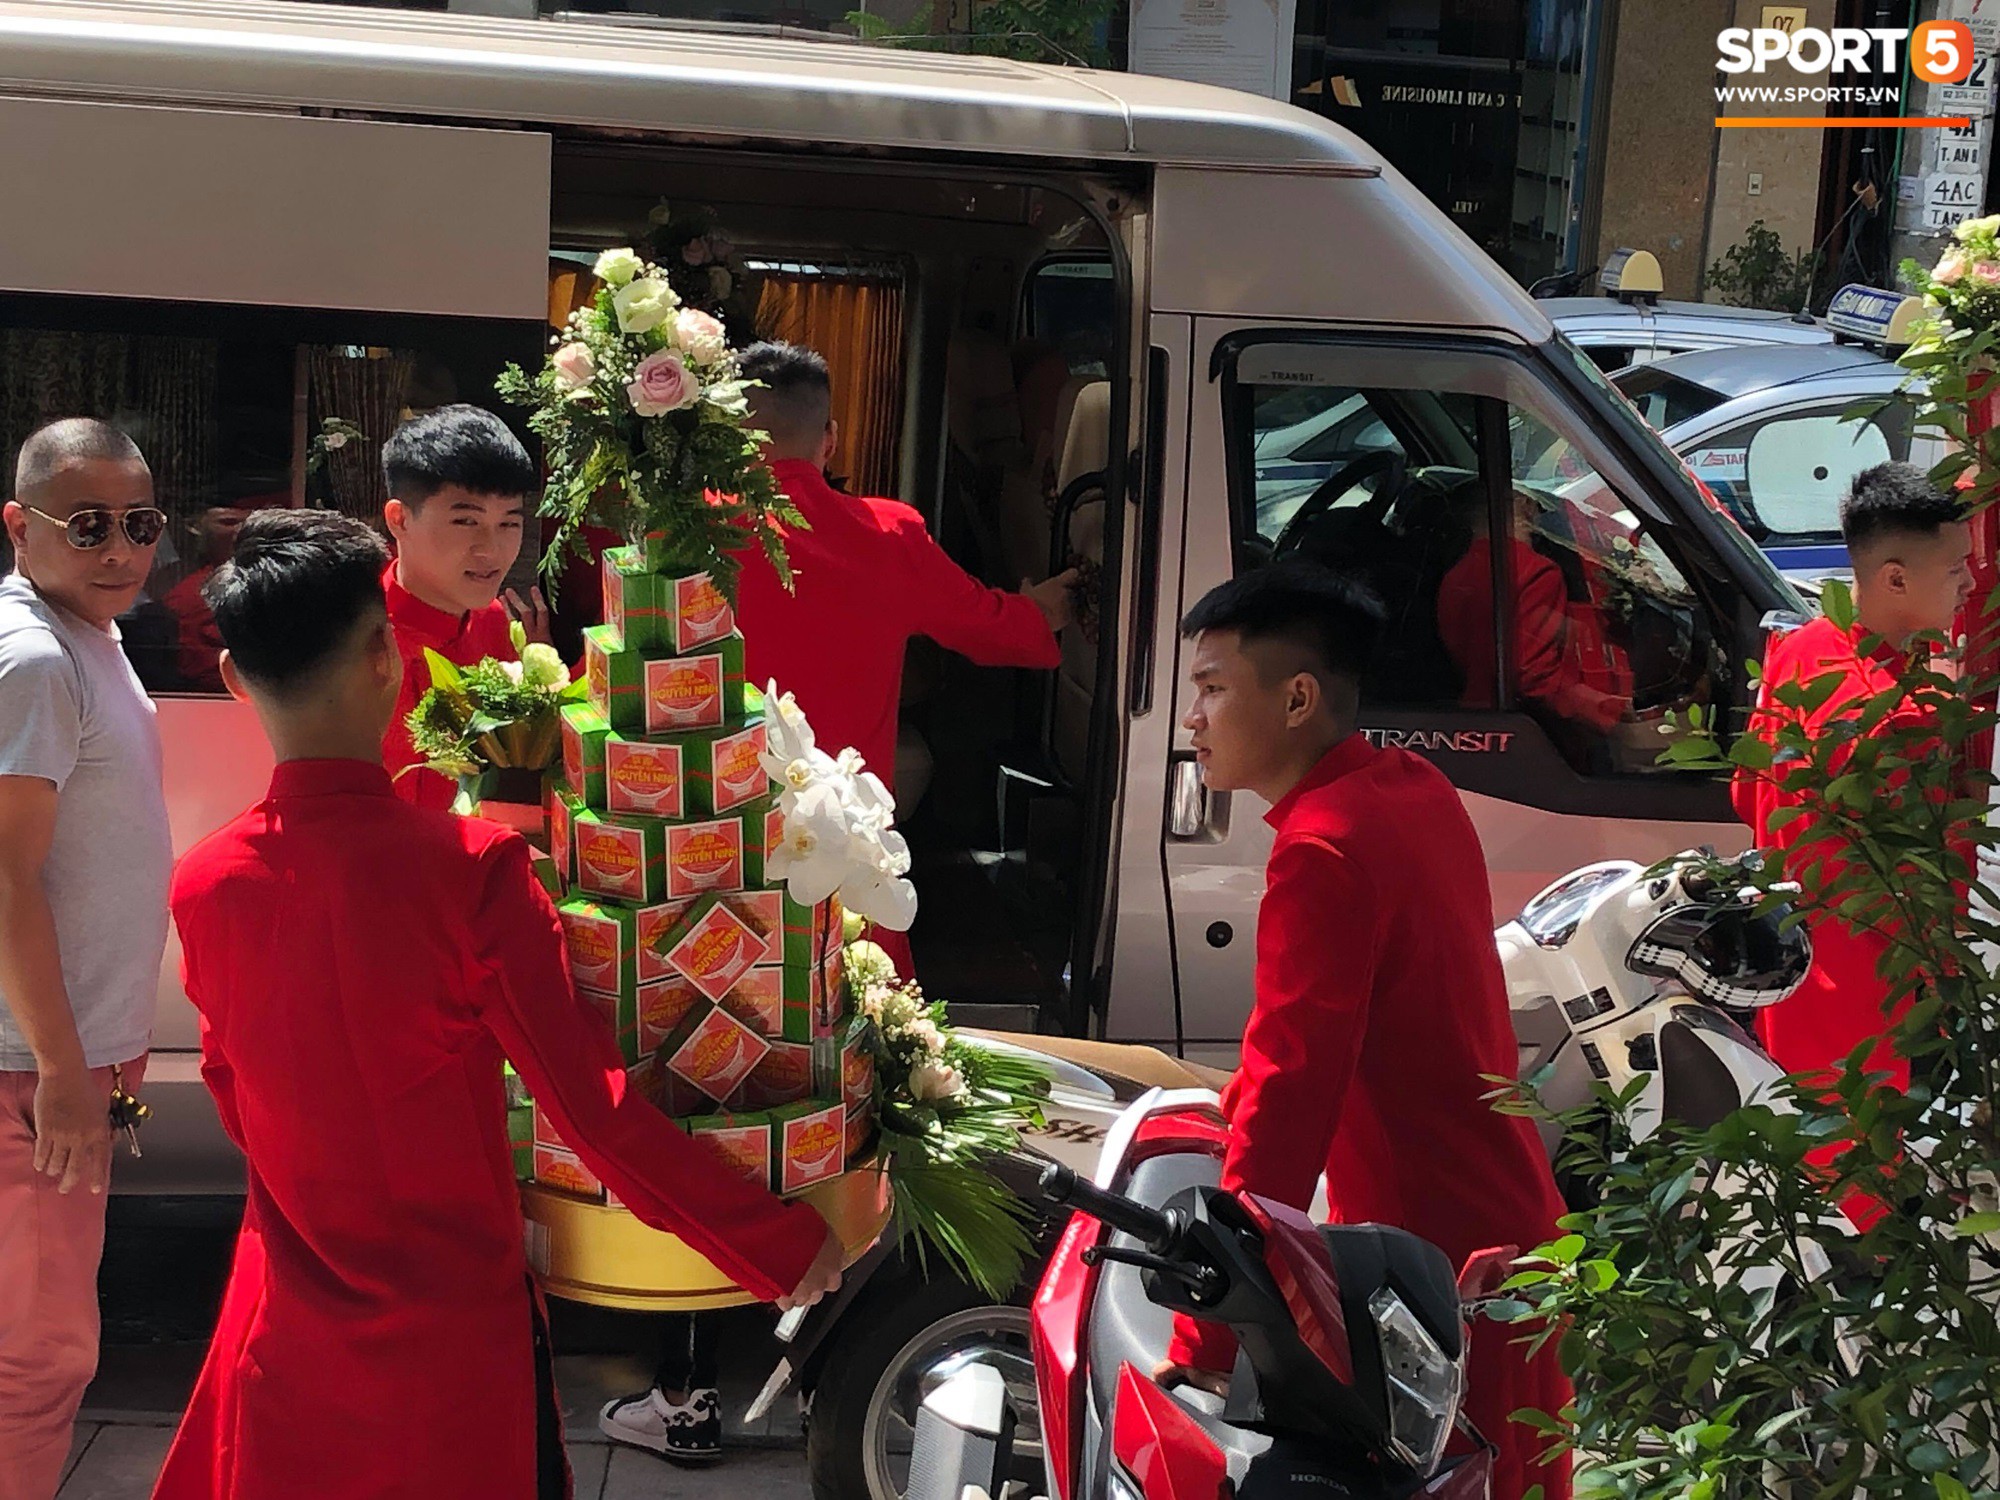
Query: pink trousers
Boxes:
[{"xmin": 0, "ymin": 1056, "xmax": 146, "ymax": 1500}]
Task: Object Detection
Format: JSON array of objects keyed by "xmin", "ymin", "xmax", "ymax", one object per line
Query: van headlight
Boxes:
[{"xmin": 1368, "ymin": 1286, "xmax": 1464, "ymax": 1474}]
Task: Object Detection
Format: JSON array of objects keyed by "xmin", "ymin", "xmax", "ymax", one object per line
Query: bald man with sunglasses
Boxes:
[{"xmin": 0, "ymin": 418, "xmax": 172, "ymax": 1500}]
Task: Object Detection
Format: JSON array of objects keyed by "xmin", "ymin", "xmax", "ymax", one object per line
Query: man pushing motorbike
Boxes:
[{"xmin": 1160, "ymin": 559, "xmax": 1570, "ymax": 1500}]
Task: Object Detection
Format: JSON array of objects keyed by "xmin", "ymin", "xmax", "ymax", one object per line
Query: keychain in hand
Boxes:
[{"xmin": 109, "ymin": 1064, "xmax": 150, "ymax": 1159}]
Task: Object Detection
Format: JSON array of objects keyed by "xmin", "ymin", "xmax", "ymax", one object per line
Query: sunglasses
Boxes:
[{"xmin": 23, "ymin": 504, "xmax": 168, "ymax": 551}]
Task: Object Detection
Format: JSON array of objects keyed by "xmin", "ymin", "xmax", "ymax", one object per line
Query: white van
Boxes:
[{"xmin": 0, "ymin": 0, "xmax": 1798, "ymax": 1191}]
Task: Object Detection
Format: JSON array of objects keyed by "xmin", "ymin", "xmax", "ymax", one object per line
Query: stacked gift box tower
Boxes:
[{"xmin": 518, "ymin": 547, "xmax": 874, "ymax": 1207}]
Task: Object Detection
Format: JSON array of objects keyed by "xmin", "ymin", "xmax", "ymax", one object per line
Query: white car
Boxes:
[{"xmin": 1613, "ymin": 343, "xmax": 1939, "ymax": 585}]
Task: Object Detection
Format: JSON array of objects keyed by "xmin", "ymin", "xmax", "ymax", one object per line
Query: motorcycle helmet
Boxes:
[{"xmin": 1626, "ymin": 898, "xmax": 1811, "ymax": 1008}]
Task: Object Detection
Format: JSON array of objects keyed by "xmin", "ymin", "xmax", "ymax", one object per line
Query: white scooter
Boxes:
[{"xmin": 1498, "ymin": 848, "xmax": 1810, "ymax": 1182}]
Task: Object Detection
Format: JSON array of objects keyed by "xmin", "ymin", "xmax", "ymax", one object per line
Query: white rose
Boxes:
[
  {"xmin": 909, "ymin": 1059, "xmax": 964, "ymax": 1103},
  {"xmin": 844, "ymin": 939, "xmax": 898, "ymax": 990},
  {"xmin": 612, "ymin": 277, "xmax": 676, "ymax": 335},
  {"xmin": 593, "ymin": 248, "xmax": 645, "ymax": 287},
  {"xmin": 708, "ymin": 266, "xmax": 734, "ymax": 301},
  {"xmin": 672, "ymin": 308, "xmax": 729, "ymax": 364},
  {"xmin": 499, "ymin": 659, "xmax": 525, "ymax": 686},
  {"xmin": 550, "ymin": 343, "xmax": 596, "ymax": 389},
  {"xmin": 520, "ymin": 643, "xmax": 568, "ymax": 690}
]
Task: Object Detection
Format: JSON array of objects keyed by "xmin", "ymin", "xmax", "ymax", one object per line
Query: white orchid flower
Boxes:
[
  {"xmin": 853, "ymin": 769, "xmax": 896, "ymax": 816},
  {"xmin": 769, "ymin": 782, "xmax": 853, "ymax": 905},
  {"xmin": 763, "ymin": 745, "xmax": 841, "ymax": 794},
  {"xmin": 760, "ymin": 677, "xmax": 919, "ymax": 929},
  {"xmin": 842, "ymin": 866, "xmax": 918, "ymax": 931},
  {"xmin": 763, "ymin": 681, "xmax": 817, "ymax": 761}
]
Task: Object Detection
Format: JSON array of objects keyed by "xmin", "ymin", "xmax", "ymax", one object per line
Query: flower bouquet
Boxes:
[
  {"xmin": 761, "ymin": 682, "xmax": 1048, "ymax": 1297},
  {"xmin": 1901, "ymin": 214, "xmax": 2000, "ymax": 494},
  {"xmin": 404, "ymin": 622, "xmax": 584, "ymax": 813},
  {"xmin": 639, "ymin": 200, "xmax": 762, "ymax": 343},
  {"xmin": 497, "ymin": 247, "xmax": 802, "ymax": 603}
]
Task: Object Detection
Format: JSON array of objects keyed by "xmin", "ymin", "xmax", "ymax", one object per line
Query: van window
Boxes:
[
  {"xmin": 1683, "ymin": 400, "xmax": 1915, "ymax": 544},
  {"xmin": 1230, "ymin": 365, "xmax": 1710, "ymax": 776},
  {"xmin": 0, "ymin": 299, "xmax": 541, "ymax": 696},
  {"xmin": 1023, "ymin": 258, "xmax": 1115, "ymax": 377}
]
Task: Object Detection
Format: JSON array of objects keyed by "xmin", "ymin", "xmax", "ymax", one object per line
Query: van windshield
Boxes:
[{"xmin": 1557, "ymin": 337, "xmax": 1809, "ymax": 616}]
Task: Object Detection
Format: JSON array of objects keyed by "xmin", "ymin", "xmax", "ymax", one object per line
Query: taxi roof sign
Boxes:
[
  {"xmin": 1600, "ymin": 248, "xmax": 1663, "ymax": 303},
  {"xmin": 1823, "ymin": 283, "xmax": 1923, "ymax": 348}
]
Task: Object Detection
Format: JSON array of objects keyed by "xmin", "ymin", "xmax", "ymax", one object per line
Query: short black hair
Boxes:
[
  {"xmin": 205, "ymin": 511, "xmax": 390, "ymax": 698},
  {"xmin": 1181, "ymin": 560, "xmax": 1387, "ymax": 687},
  {"xmin": 739, "ymin": 342, "xmax": 833, "ymax": 455},
  {"xmin": 1841, "ymin": 462, "xmax": 1962, "ymax": 555},
  {"xmin": 380, "ymin": 404, "xmax": 537, "ymax": 506},
  {"xmin": 14, "ymin": 418, "xmax": 146, "ymax": 499}
]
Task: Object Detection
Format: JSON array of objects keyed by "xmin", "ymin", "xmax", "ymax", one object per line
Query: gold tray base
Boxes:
[{"xmin": 521, "ymin": 1165, "xmax": 892, "ymax": 1311}]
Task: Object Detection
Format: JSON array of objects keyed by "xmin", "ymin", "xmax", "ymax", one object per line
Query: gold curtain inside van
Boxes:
[{"xmin": 756, "ymin": 266, "xmax": 906, "ymax": 500}]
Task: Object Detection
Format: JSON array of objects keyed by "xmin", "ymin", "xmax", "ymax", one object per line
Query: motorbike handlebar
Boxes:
[{"xmin": 1038, "ymin": 1161, "xmax": 1177, "ymax": 1253}]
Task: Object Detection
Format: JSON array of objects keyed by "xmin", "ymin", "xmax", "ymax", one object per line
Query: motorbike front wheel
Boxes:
[{"xmin": 806, "ymin": 1270, "xmax": 1041, "ymax": 1500}]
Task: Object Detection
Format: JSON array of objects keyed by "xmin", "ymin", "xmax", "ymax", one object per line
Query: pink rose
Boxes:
[
  {"xmin": 682, "ymin": 239, "xmax": 711, "ymax": 267},
  {"xmin": 1936, "ymin": 251, "xmax": 1967, "ymax": 285},
  {"xmin": 627, "ymin": 350, "xmax": 698, "ymax": 417},
  {"xmin": 673, "ymin": 308, "xmax": 728, "ymax": 362},
  {"xmin": 550, "ymin": 342, "xmax": 596, "ymax": 389},
  {"xmin": 1973, "ymin": 260, "xmax": 2000, "ymax": 286}
]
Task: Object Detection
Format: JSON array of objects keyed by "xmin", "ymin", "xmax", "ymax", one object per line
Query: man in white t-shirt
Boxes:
[{"xmin": 0, "ymin": 418, "xmax": 173, "ymax": 1500}]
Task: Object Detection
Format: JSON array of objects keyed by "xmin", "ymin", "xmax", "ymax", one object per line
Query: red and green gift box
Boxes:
[
  {"xmin": 559, "ymin": 704, "xmax": 609, "ymax": 807},
  {"xmin": 572, "ymin": 808, "xmax": 669, "ymax": 904},
  {"xmin": 558, "ymin": 895, "xmax": 636, "ymax": 999}
]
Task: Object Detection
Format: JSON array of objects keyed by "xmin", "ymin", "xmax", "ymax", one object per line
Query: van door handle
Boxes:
[{"xmin": 1167, "ymin": 751, "xmax": 1229, "ymax": 841}]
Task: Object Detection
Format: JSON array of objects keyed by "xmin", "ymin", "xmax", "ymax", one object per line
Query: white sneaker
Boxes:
[{"xmin": 598, "ymin": 1386, "xmax": 724, "ymax": 1463}]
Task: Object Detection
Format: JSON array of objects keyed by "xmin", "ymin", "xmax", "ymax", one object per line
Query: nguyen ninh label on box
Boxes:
[
  {"xmin": 661, "ymin": 896, "xmax": 763, "ymax": 1004},
  {"xmin": 673, "ymin": 573, "xmax": 736, "ymax": 653},
  {"xmin": 666, "ymin": 817, "xmax": 745, "ymax": 898},
  {"xmin": 662, "ymin": 1003, "xmax": 771, "ymax": 1104},
  {"xmin": 559, "ymin": 897, "xmax": 635, "ymax": 997},
  {"xmin": 636, "ymin": 976, "xmax": 704, "ymax": 1056},
  {"xmin": 605, "ymin": 736, "xmax": 685, "ymax": 818},
  {"xmin": 686, "ymin": 1112, "xmax": 774, "ymax": 1188},
  {"xmin": 735, "ymin": 1038, "xmax": 813, "ymax": 1108},
  {"xmin": 645, "ymin": 653, "xmax": 724, "ymax": 733},
  {"xmin": 773, "ymin": 1100, "xmax": 847, "ymax": 1194},
  {"xmin": 573, "ymin": 811, "xmax": 667, "ymax": 904}
]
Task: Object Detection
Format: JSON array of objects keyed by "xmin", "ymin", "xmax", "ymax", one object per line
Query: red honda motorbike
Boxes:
[{"xmin": 906, "ymin": 1090, "xmax": 1504, "ymax": 1500}]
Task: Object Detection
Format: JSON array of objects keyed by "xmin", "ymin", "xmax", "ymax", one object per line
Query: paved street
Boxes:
[
  {"xmin": 58, "ymin": 1423, "xmax": 814, "ymax": 1500},
  {"xmin": 68, "ymin": 1209, "xmax": 815, "ymax": 1498},
  {"xmin": 62, "ymin": 1341, "xmax": 813, "ymax": 1499}
]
